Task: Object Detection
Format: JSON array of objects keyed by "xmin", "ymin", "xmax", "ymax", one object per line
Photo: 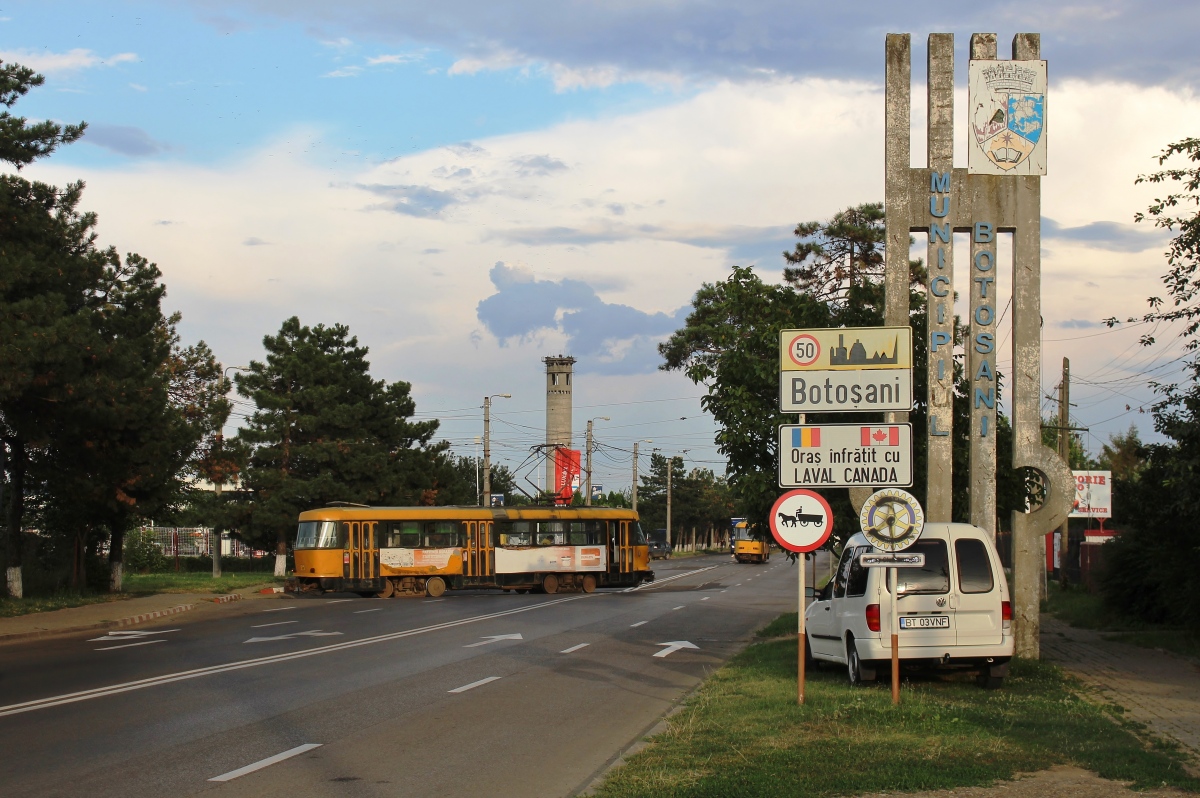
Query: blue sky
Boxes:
[{"xmin": 7, "ymin": 1, "xmax": 1200, "ymax": 491}]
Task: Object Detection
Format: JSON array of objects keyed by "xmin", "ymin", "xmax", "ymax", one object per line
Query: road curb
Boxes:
[{"xmin": 212, "ymin": 593, "xmax": 243, "ymax": 603}]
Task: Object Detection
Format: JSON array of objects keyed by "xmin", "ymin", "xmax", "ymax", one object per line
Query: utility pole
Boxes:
[
  {"xmin": 1058, "ymin": 358, "xmax": 1071, "ymax": 587},
  {"xmin": 631, "ymin": 440, "xmax": 651, "ymax": 511},
  {"xmin": 584, "ymin": 417, "xmax": 609, "ymax": 506},
  {"xmin": 483, "ymin": 394, "xmax": 510, "ymax": 508},
  {"xmin": 666, "ymin": 460, "xmax": 672, "ymax": 550},
  {"xmin": 212, "ymin": 435, "xmax": 223, "ymax": 579}
]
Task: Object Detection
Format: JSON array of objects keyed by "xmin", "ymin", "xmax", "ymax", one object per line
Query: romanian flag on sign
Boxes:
[
  {"xmin": 861, "ymin": 426, "xmax": 900, "ymax": 446},
  {"xmin": 792, "ymin": 428, "xmax": 821, "ymax": 447}
]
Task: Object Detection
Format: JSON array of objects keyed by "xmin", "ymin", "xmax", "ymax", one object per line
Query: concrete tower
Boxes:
[{"xmin": 544, "ymin": 355, "xmax": 576, "ymax": 494}]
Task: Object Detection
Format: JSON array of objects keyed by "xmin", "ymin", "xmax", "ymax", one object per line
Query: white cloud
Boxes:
[
  {"xmin": 323, "ymin": 66, "xmax": 363, "ymax": 78},
  {"xmin": 27, "ymin": 75, "xmax": 1200, "ymax": 459},
  {"xmin": 0, "ymin": 48, "xmax": 137, "ymax": 74},
  {"xmin": 366, "ymin": 53, "xmax": 422, "ymax": 66}
]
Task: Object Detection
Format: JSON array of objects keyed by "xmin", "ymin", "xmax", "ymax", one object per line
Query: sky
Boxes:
[{"xmin": 5, "ymin": 1, "xmax": 1200, "ymax": 499}]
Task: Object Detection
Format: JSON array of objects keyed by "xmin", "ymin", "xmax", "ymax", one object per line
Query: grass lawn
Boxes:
[
  {"xmin": 593, "ymin": 618, "xmax": 1200, "ymax": 798},
  {"xmin": 1044, "ymin": 581, "xmax": 1200, "ymax": 660},
  {"xmin": 0, "ymin": 572, "xmax": 284, "ymax": 618}
]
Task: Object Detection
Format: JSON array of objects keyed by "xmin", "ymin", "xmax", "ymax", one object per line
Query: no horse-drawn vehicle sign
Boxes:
[{"xmin": 769, "ymin": 490, "xmax": 832, "ymax": 553}]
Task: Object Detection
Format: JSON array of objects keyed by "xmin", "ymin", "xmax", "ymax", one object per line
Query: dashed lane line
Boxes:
[
  {"xmin": 623, "ymin": 565, "xmax": 718, "ymax": 592},
  {"xmin": 354, "ymin": 608, "xmax": 383, "ymax": 614},
  {"xmin": 672, "ymin": 606, "xmax": 684, "ymax": 611},
  {"xmin": 0, "ymin": 595, "xmax": 587, "ymax": 718},
  {"xmin": 261, "ymin": 607, "xmax": 296, "ymax": 613},
  {"xmin": 448, "ymin": 676, "xmax": 500, "ymax": 694},
  {"xmin": 560, "ymin": 643, "xmax": 589, "ymax": 654},
  {"xmin": 209, "ymin": 744, "xmax": 323, "ymax": 783},
  {"xmin": 252, "ymin": 621, "xmax": 298, "ymax": 628},
  {"xmin": 630, "ymin": 621, "xmax": 649, "ymax": 628}
]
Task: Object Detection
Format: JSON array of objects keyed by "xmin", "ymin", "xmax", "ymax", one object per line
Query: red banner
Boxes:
[{"xmin": 554, "ymin": 448, "xmax": 581, "ymax": 505}]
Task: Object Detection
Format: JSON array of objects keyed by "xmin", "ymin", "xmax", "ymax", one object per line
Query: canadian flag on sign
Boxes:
[{"xmin": 861, "ymin": 427, "xmax": 900, "ymax": 446}]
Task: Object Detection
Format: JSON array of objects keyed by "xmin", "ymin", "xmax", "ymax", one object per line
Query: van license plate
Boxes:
[{"xmin": 900, "ymin": 616, "xmax": 950, "ymax": 629}]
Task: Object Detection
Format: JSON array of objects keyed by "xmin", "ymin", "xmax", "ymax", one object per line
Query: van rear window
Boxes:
[
  {"xmin": 883, "ymin": 539, "xmax": 949, "ymax": 595},
  {"xmin": 955, "ymin": 538, "xmax": 995, "ymax": 593}
]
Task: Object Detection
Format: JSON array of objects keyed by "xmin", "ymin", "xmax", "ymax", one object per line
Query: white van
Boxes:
[{"xmin": 804, "ymin": 522, "xmax": 1012, "ymax": 688}]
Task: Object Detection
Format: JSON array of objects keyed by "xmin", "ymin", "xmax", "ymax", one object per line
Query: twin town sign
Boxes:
[{"xmin": 778, "ymin": 423, "xmax": 914, "ymax": 488}]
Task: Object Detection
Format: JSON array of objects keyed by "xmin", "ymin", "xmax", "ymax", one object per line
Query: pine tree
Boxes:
[{"xmin": 234, "ymin": 317, "xmax": 442, "ymax": 575}]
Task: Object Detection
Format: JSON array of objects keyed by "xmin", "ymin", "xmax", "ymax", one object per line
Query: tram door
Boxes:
[
  {"xmin": 345, "ymin": 521, "xmax": 378, "ymax": 581},
  {"xmin": 617, "ymin": 521, "xmax": 635, "ymax": 576},
  {"xmin": 463, "ymin": 521, "xmax": 495, "ymax": 578}
]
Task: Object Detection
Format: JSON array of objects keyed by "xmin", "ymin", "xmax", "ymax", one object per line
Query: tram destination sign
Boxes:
[{"xmin": 779, "ymin": 423, "xmax": 913, "ymax": 488}]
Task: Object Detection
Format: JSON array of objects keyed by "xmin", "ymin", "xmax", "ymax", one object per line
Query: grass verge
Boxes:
[
  {"xmin": 1045, "ymin": 581, "xmax": 1200, "ymax": 660},
  {"xmin": 0, "ymin": 572, "xmax": 283, "ymax": 618},
  {"xmin": 593, "ymin": 621, "xmax": 1200, "ymax": 797}
]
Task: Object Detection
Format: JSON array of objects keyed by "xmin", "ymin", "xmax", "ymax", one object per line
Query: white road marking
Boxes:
[
  {"xmin": 463, "ymin": 633, "xmax": 522, "ymax": 648},
  {"xmin": 672, "ymin": 606, "xmax": 684, "ymax": 610},
  {"xmin": 630, "ymin": 621, "xmax": 648, "ymax": 628},
  {"xmin": 560, "ymin": 643, "xmax": 589, "ymax": 654},
  {"xmin": 423, "ymin": 599, "xmax": 445, "ymax": 603},
  {"xmin": 262, "ymin": 607, "xmax": 296, "ymax": 612},
  {"xmin": 735, "ymin": 583, "xmax": 742, "ymax": 587},
  {"xmin": 654, "ymin": 641, "xmax": 699, "ymax": 658},
  {"xmin": 448, "ymin": 676, "xmax": 500, "ymax": 694},
  {"xmin": 208, "ymin": 743, "xmax": 322, "ymax": 782},
  {"xmin": 88, "ymin": 629, "xmax": 180, "ymax": 641},
  {"xmin": 245, "ymin": 630, "xmax": 344, "ymax": 643},
  {"xmin": 721, "ymin": 589, "xmax": 728, "ymax": 593},
  {"xmin": 252, "ymin": 621, "xmax": 298, "ymax": 628},
  {"xmin": 354, "ymin": 608, "xmax": 383, "ymax": 614},
  {"xmin": 623, "ymin": 565, "xmax": 718, "ymax": 592},
  {"xmin": 701, "ymin": 597, "xmax": 710, "ymax": 601},
  {"xmin": 96, "ymin": 640, "xmax": 166, "ymax": 651},
  {"xmin": 325, "ymin": 599, "xmax": 354, "ymax": 604},
  {"xmin": 1, "ymin": 595, "xmax": 587, "ymax": 718}
]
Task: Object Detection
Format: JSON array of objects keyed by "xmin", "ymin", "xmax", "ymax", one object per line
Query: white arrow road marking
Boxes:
[
  {"xmin": 208, "ymin": 743, "xmax": 322, "ymax": 782},
  {"xmin": 653, "ymin": 641, "xmax": 699, "ymax": 658},
  {"xmin": 448, "ymin": 676, "xmax": 500, "ymax": 693},
  {"xmin": 96, "ymin": 640, "xmax": 167, "ymax": 651},
  {"xmin": 630, "ymin": 621, "xmax": 648, "ymax": 628},
  {"xmin": 463, "ymin": 633, "xmax": 522, "ymax": 648},
  {"xmin": 623, "ymin": 565, "xmax": 717, "ymax": 592},
  {"xmin": 244, "ymin": 630, "xmax": 344, "ymax": 643},
  {"xmin": 0, "ymin": 594, "xmax": 586, "ymax": 718},
  {"xmin": 88, "ymin": 629, "xmax": 180, "ymax": 641},
  {"xmin": 560, "ymin": 643, "xmax": 589, "ymax": 654},
  {"xmin": 251, "ymin": 621, "xmax": 297, "ymax": 628}
]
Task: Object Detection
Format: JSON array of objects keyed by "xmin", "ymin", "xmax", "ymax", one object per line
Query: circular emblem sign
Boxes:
[
  {"xmin": 859, "ymin": 488, "xmax": 925, "ymax": 552},
  {"xmin": 768, "ymin": 489, "xmax": 833, "ymax": 553}
]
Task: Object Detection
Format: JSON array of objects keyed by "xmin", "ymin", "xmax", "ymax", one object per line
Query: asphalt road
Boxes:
[{"xmin": 0, "ymin": 552, "xmax": 821, "ymax": 798}]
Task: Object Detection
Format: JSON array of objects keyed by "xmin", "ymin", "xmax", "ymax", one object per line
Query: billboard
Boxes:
[
  {"xmin": 553, "ymin": 448, "xmax": 581, "ymax": 505},
  {"xmin": 1070, "ymin": 470, "xmax": 1112, "ymax": 519}
]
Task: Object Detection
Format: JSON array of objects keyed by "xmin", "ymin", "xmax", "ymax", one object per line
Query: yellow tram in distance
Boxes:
[
  {"xmin": 293, "ymin": 505, "xmax": 654, "ymax": 597},
  {"xmin": 731, "ymin": 517, "xmax": 770, "ymax": 564}
]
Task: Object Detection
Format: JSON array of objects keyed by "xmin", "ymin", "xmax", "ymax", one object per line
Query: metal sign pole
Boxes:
[
  {"xmin": 798, "ymin": 561, "xmax": 806, "ymax": 705},
  {"xmin": 890, "ymin": 567, "xmax": 900, "ymax": 704}
]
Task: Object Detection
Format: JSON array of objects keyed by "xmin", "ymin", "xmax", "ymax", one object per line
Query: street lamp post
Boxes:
[
  {"xmin": 584, "ymin": 417, "xmax": 610, "ymax": 506},
  {"xmin": 213, "ymin": 365, "xmax": 249, "ymax": 579},
  {"xmin": 661, "ymin": 450, "xmax": 689, "ymax": 551},
  {"xmin": 483, "ymin": 394, "xmax": 511, "ymax": 507},
  {"xmin": 631, "ymin": 439, "xmax": 652, "ymax": 511}
]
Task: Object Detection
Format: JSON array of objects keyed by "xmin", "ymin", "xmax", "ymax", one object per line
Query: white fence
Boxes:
[{"xmin": 138, "ymin": 527, "xmax": 268, "ymax": 558}]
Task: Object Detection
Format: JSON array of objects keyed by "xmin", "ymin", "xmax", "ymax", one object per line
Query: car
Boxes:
[
  {"xmin": 804, "ymin": 522, "xmax": 1012, "ymax": 688},
  {"xmin": 648, "ymin": 539, "xmax": 672, "ymax": 560}
]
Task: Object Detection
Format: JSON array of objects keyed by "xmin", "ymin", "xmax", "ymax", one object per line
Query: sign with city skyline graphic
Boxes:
[{"xmin": 780, "ymin": 327, "xmax": 913, "ymax": 413}]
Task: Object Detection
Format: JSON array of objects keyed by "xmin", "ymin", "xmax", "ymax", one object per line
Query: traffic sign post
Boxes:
[
  {"xmin": 858, "ymin": 488, "xmax": 925, "ymax": 705},
  {"xmin": 769, "ymin": 489, "xmax": 833, "ymax": 706}
]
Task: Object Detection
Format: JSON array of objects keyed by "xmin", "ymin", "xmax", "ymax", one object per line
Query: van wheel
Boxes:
[
  {"xmin": 581, "ymin": 574, "xmax": 597, "ymax": 594},
  {"xmin": 847, "ymin": 637, "xmax": 876, "ymax": 685},
  {"xmin": 804, "ymin": 633, "xmax": 819, "ymax": 670},
  {"xmin": 542, "ymin": 574, "xmax": 559, "ymax": 595},
  {"xmin": 425, "ymin": 577, "xmax": 446, "ymax": 598}
]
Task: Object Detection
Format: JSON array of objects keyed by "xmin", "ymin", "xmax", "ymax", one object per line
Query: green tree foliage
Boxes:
[
  {"xmin": 660, "ymin": 204, "xmax": 1025, "ymax": 550},
  {"xmin": 232, "ymin": 317, "xmax": 443, "ymax": 566},
  {"xmin": 635, "ymin": 453, "xmax": 732, "ymax": 546}
]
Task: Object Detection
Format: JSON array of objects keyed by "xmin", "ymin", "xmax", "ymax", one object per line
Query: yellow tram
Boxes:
[
  {"xmin": 293, "ymin": 505, "xmax": 654, "ymax": 597},
  {"xmin": 731, "ymin": 517, "xmax": 770, "ymax": 564}
]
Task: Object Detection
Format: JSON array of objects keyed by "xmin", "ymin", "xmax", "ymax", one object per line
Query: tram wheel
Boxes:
[
  {"xmin": 542, "ymin": 574, "xmax": 559, "ymax": 595},
  {"xmin": 426, "ymin": 576, "xmax": 446, "ymax": 598},
  {"xmin": 376, "ymin": 579, "xmax": 395, "ymax": 599},
  {"xmin": 581, "ymin": 574, "xmax": 597, "ymax": 594}
]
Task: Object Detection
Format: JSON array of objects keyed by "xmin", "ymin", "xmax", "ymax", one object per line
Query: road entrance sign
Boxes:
[
  {"xmin": 768, "ymin": 489, "xmax": 833, "ymax": 553},
  {"xmin": 779, "ymin": 423, "xmax": 913, "ymax": 488},
  {"xmin": 780, "ymin": 326, "xmax": 913, "ymax": 413}
]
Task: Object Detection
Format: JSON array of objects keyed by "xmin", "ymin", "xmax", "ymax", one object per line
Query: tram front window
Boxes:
[{"xmin": 295, "ymin": 521, "xmax": 343, "ymax": 549}]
